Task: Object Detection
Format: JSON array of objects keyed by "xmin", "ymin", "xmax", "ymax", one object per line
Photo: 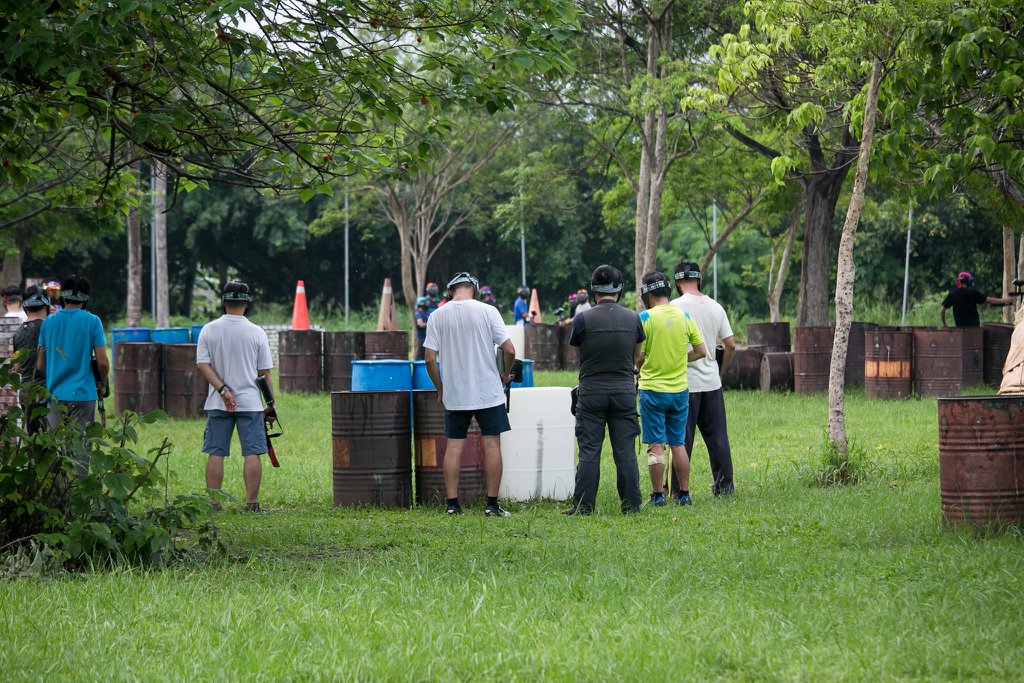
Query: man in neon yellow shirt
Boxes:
[{"xmin": 636, "ymin": 272, "xmax": 706, "ymax": 506}]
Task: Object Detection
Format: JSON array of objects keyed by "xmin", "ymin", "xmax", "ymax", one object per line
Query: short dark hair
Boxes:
[
  {"xmin": 222, "ymin": 280, "xmax": 251, "ymax": 301},
  {"xmin": 61, "ymin": 274, "xmax": 91, "ymax": 302},
  {"xmin": 1, "ymin": 284, "xmax": 21, "ymax": 301},
  {"xmin": 673, "ymin": 260, "xmax": 702, "ymax": 291},
  {"xmin": 590, "ymin": 265, "xmax": 623, "ymax": 296}
]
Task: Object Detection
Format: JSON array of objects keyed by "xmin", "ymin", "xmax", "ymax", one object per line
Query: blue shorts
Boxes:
[
  {"xmin": 203, "ymin": 410, "xmax": 267, "ymax": 457},
  {"xmin": 444, "ymin": 404, "xmax": 511, "ymax": 439},
  {"xmin": 639, "ymin": 389, "xmax": 689, "ymax": 446}
]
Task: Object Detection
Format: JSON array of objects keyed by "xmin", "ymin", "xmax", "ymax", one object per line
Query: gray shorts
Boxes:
[
  {"xmin": 203, "ymin": 410, "xmax": 267, "ymax": 457},
  {"xmin": 46, "ymin": 400, "xmax": 96, "ymax": 432}
]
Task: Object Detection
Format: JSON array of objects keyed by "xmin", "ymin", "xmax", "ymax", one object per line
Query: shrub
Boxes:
[{"xmin": 0, "ymin": 361, "xmax": 222, "ymax": 575}]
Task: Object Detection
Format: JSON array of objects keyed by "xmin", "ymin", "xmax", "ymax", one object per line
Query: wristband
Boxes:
[{"xmin": 218, "ymin": 385, "xmax": 231, "ymax": 396}]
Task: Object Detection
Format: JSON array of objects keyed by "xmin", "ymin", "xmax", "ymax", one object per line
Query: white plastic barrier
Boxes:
[
  {"xmin": 499, "ymin": 387, "xmax": 575, "ymax": 501},
  {"xmin": 505, "ymin": 324, "xmax": 526, "ymax": 360}
]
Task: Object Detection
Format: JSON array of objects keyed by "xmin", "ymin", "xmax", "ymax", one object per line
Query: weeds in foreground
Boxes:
[{"xmin": 805, "ymin": 433, "xmax": 870, "ymax": 487}]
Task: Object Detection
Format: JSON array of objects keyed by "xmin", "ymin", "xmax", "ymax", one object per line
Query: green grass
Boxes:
[{"xmin": 3, "ymin": 378, "xmax": 1024, "ymax": 680}]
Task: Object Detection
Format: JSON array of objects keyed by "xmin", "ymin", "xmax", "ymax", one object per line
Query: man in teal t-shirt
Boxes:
[
  {"xmin": 636, "ymin": 272, "xmax": 705, "ymax": 506},
  {"xmin": 37, "ymin": 275, "xmax": 108, "ymax": 440}
]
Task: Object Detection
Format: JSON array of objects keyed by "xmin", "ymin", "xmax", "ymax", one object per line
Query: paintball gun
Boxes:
[
  {"xmin": 496, "ymin": 349, "xmax": 524, "ymax": 413},
  {"xmin": 91, "ymin": 353, "xmax": 108, "ymax": 427},
  {"xmin": 1011, "ymin": 278, "xmax": 1024, "ymax": 300},
  {"xmin": 256, "ymin": 375, "xmax": 282, "ymax": 468}
]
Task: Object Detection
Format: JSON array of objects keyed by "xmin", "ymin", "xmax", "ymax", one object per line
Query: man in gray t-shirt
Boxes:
[
  {"xmin": 424, "ymin": 272, "xmax": 517, "ymax": 518},
  {"xmin": 196, "ymin": 281, "xmax": 274, "ymax": 512}
]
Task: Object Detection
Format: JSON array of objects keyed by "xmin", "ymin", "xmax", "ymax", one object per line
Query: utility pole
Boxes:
[
  {"xmin": 901, "ymin": 204, "xmax": 913, "ymax": 326},
  {"xmin": 519, "ymin": 180, "xmax": 526, "ymax": 287},
  {"xmin": 344, "ymin": 179, "xmax": 350, "ymax": 326},
  {"xmin": 153, "ymin": 161, "xmax": 169, "ymax": 327},
  {"xmin": 712, "ymin": 201, "xmax": 718, "ymax": 300}
]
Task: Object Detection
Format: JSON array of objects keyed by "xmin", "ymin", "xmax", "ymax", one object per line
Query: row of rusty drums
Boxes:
[
  {"xmin": 113, "ymin": 342, "xmax": 207, "ymax": 418},
  {"xmin": 524, "ymin": 323, "xmax": 577, "ymax": 371},
  {"xmin": 330, "ymin": 390, "xmax": 486, "ymax": 508},
  {"xmin": 279, "ymin": 330, "xmax": 409, "ymax": 394}
]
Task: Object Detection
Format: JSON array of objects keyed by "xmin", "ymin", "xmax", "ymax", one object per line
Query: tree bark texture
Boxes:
[
  {"xmin": 0, "ymin": 249, "xmax": 22, "ymax": 288},
  {"xmin": 153, "ymin": 162, "xmax": 169, "ymax": 327},
  {"xmin": 796, "ymin": 173, "xmax": 848, "ymax": 327},
  {"xmin": 827, "ymin": 58, "xmax": 884, "ymax": 452},
  {"xmin": 126, "ymin": 163, "xmax": 143, "ymax": 327},
  {"xmin": 1003, "ymin": 225, "xmax": 1016, "ymax": 324},
  {"xmin": 767, "ymin": 200, "xmax": 801, "ymax": 323}
]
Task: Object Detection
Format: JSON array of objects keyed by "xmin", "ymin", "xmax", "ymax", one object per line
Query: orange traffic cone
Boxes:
[
  {"xmin": 291, "ymin": 280, "xmax": 310, "ymax": 330},
  {"xmin": 529, "ymin": 288, "xmax": 542, "ymax": 324},
  {"xmin": 376, "ymin": 278, "xmax": 397, "ymax": 331}
]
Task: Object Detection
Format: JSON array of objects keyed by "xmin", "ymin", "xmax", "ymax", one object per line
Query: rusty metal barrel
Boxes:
[
  {"xmin": 278, "ymin": 330, "xmax": 322, "ymax": 393},
  {"xmin": 793, "ymin": 327, "xmax": 833, "ymax": 393},
  {"xmin": 759, "ymin": 352, "xmax": 794, "ymax": 392},
  {"xmin": 983, "ymin": 323, "xmax": 1014, "ymax": 386},
  {"xmin": 961, "ymin": 327, "xmax": 984, "ymax": 387},
  {"xmin": 746, "ymin": 322, "xmax": 791, "ymax": 353},
  {"xmin": 913, "ymin": 328, "xmax": 981, "ymax": 397},
  {"xmin": 525, "ymin": 323, "xmax": 561, "ymax": 371},
  {"xmin": 413, "ymin": 390, "xmax": 485, "ymax": 507},
  {"xmin": 363, "ymin": 331, "xmax": 408, "ymax": 360},
  {"xmin": 843, "ymin": 322, "xmax": 877, "ymax": 387},
  {"xmin": 114, "ymin": 342, "xmax": 161, "ymax": 415},
  {"xmin": 161, "ymin": 343, "xmax": 207, "ymax": 418},
  {"xmin": 323, "ymin": 331, "xmax": 365, "ymax": 392},
  {"xmin": 938, "ymin": 395, "xmax": 1024, "ymax": 527},
  {"xmin": 560, "ymin": 325, "xmax": 578, "ymax": 371},
  {"xmin": 331, "ymin": 391, "xmax": 412, "ymax": 508},
  {"xmin": 721, "ymin": 348, "xmax": 762, "ymax": 390},
  {"xmin": 864, "ymin": 328, "xmax": 913, "ymax": 399}
]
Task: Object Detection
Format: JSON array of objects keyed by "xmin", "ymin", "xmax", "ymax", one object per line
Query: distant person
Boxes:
[
  {"xmin": 672, "ymin": 261, "xmax": 736, "ymax": 496},
  {"xmin": 12, "ymin": 285, "xmax": 49, "ymax": 434},
  {"xmin": 565, "ymin": 265, "xmax": 645, "ymax": 515},
  {"xmin": 423, "ymin": 272, "xmax": 516, "ymax": 518},
  {"xmin": 513, "ymin": 285, "xmax": 530, "ymax": 326},
  {"xmin": 2, "ymin": 285, "xmax": 26, "ymax": 322},
  {"xmin": 196, "ymin": 281, "xmax": 275, "ymax": 512},
  {"xmin": 414, "ymin": 295, "xmax": 430, "ymax": 360},
  {"xmin": 574, "ymin": 289, "xmax": 591, "ymax": 314},
  {"xmin": 941, "ymin": 271, "xmax": 1014, "ymax": 328},
  {"xmin": 480, "ymin": 284, "xmax": 497, "ymax": 308},
  {"xmin": 557, "ymin": 293, "xmax": 577, "ymax": 327},
  {"xmin": 636, "ymin": 272, "xmax": 705, "ymax": 506},
  {"xmin": 36, "ymin": 275, "xmax": 108, "ymax": 466},
  {"xmin": 42, "ymin": 279, "xmax": 62, "ymax": 314},
  {"xmin": 425, "ymin": 282, "xmax": 442, "ymax": 314}
]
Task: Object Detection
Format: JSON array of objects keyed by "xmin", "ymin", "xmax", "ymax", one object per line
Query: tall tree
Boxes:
[
  {"xmin": 126, "ymin": 164, "xmax": 143, "ymax": 327},
  {"xmin": 153, "ymin": 162, "xmax": 169, "ymax": 326}
]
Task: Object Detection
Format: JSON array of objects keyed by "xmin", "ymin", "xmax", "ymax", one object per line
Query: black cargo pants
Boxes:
[
  {"xmin": 677, "ymin": 388, "xmax": 734, "ymax": 495},
  {"xmin": 572, "ymin": 390, "xmax": 643, "ymax": 513}
]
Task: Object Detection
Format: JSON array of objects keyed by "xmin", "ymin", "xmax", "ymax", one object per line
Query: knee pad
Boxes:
[{"xmin": 646, "ymin": 446, "xmax": 664, "ymax": 467}]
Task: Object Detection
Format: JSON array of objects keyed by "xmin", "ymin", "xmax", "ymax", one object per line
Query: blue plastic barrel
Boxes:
[
  {"xmin": 351, "ymin": 360, "xmax": 413, "ymax": 392},
  {"xmin": 412, "ymin": 360, "xmax": 438, "ymax": 391},
  {"xmin": 190, "ymin": 324, "xmax": 205, "ymax": 343},
  {"xmin": 511, "ymin": 359, "xmax": 535, "ymax": 388},
  {"xmin": 151, "ymin": 327, "xmax": 191, "ymax": 344}
]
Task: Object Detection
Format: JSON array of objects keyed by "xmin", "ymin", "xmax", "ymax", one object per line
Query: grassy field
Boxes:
[{"xmin": 3, "ymin": 375, "xmax": 1024, "ymax": 681}]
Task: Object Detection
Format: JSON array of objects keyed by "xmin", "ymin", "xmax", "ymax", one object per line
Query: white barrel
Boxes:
[
  {"xmin": 505, "ymin": 324, "xmax": 526, "ymax": 360},
  {"xmin": 499, "ymin": 387, "xmax": 575, "ymax": 501}
]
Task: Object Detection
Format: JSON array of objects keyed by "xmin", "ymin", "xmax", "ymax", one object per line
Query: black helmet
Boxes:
[
  {"xmin": 517, "ymin": 285, "xmax": 530, "ymax": 299},
  {"xmin": 426, "ymin": 282, "xmax": 439, "ymax": 297},
  {"xmin": 61, "ymin": 275, "xmax": 91, "ymax": 303}
]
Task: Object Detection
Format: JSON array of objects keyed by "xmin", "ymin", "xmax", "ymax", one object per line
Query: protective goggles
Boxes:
[
  {"xmin": 674, "ymin": 268, "xmax": 702, "ymax": 281},
  {"xmin": 640, "ymin": 280, "xmax": 670, "ymax": 295},
  {"xmin": 62, "ymin": 290, "xmax": 90, "ymax": 303},
  {"xmin": 23, "ymin": 292, "xmax": 50, "ymax": 308},
  {"xmin": 447, "ymin": 272, "xmax": 479, "ymax": 294},
  {"xmin": 591, "ymin": 282, "xmax": 622, "ymax": 294}
]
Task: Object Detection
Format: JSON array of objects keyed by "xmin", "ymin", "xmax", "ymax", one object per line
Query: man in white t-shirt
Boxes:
[
  {"xmin": 196, "ymin": 281, "xmax": 275, "ymax": 511},
  {"xmin": 670, "ymin": 261, "xmax": 735, "ymax": 496},
  {"xmin": 424, "ymin": 271, "xmax": 517, "ymax": 517},
  {"xmin": 2, "ymin": 285, "xmax": 27, "ymax": 322}
]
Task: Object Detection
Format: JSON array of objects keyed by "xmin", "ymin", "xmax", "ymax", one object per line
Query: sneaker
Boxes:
[
  {"xmin": 563, "ymin": 507, "xmax": 592, "ymax": 516},
  {"xmin": 648, "ymin": 492, "xmax": 667, "ymax": 507},
  {"xmin": 446, "ymin": 504, "xmax": 464, "ymax": 516},
  {"xmin": 673, "ymin": 494, "xmax": 693, "ymax": 506},
  {"xmin": 244, "ymin": 501, "xmax": 263, "ymax": 512},
  {"xmin": 484, "ymin": 504, "xmax": 512, "ymax": 517}
]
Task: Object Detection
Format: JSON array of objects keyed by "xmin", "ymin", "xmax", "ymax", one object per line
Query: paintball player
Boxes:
[
  {"xmin": 425, "ymin": 282, "xmax": 442, "ymax": 314},
  {"xmin": 12, "ymin": 285, "xmax": 49, "ymax": 434},
  {"xmin": 36, "ymin": 275, "xmax": 108, "ymax": 456},
  {"xmin": 423, "ymin": 271, "xmax": 516, "ymax": 517},
  {"xmin": 480, "ymin": 284, "xmax": 497, "ymax": 307},
  {"xmin": 414, "ymin": 295, "xmax": 430, "ymax": 360},
  {"xmin": 196, "ymin": 281, "xmax": 274, "ymax": 512},
  {"xmin": 514, "ymin": 285, "xmax": 530, "ymax": 326},
  {"xmin": 2, "ymin": 285, "xmax": 26, "ymax": 322},
  {"xmin": 941, "ymin": 271, "xmax": 1014, "ymax": 328},
  {"xmin": 42, "ymin": 279, "xmax": 62, "ymax": 313},
  {"xmin": 672, "ymin": 261, "xmax": 736, "ymax": 496},
  {"xmin": 565, "ymin": 265, "xmax": 645, "ymax": 515},
  {"xmin": 636, "ymin": 272, "xmax": 706, "ymax": 506},
  {"xmin": 574, "ymin": 289, "xmax": 591, "ymax": 314}
]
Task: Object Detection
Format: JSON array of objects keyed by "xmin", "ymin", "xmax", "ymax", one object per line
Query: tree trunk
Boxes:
[
  {"xmin": 0, "ymin": 248, "xmax": 23, "ymax": 288},
  {"xmin": 796, "ymin": 174, "xmax": 846, "ymax": 327},
  {"xmin": 827, "ymin": 58, "xmax": 883, "ymax": 453},
  {"xmin": 767, "ymin": 201, "xmax": 801, "ymax": 323},
  {"xmin": 153, "ymin": 162, "xmax": 169, "ymax": 327},
  {"xmin": 397, "ymin": 220, "xmax": 416, "ymax": 332},
  {"xmin": 126, "ymin": 163, "xmax": 143, "ymax": 327},
  {"xmin": 1003, "ymin": 225, "xmax": 1016, "ymax": 324}
]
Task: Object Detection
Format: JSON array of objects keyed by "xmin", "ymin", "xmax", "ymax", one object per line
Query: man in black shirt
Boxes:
[
  {"xmin": 565, "ymin": 265, "xmax": 645, "ymax": 515},
  {"xmin": 941, "ymin": 271, "xmax": 1013, "ymax": 328},
  {"xmin": 12, "ymin": 285, "xmax": 49, "ymax": 433}
]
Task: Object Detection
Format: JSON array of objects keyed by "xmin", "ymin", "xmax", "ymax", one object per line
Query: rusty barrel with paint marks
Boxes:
[
  {"xmin": 278, "ymin": 330, "xmax": 322, "ymax": 394},
  {"xmin": 363, "ymin": 330, "xmax": 408, "ymax": 360},
  {"xmin": 938, "ymin": 395, "xmax": 1024, "ymax": 527},
  {"xmin": 560, "ymin": 324, "xmax": 578, "ymax": 371},
  {"xmin": 721, "ymin": 348, "xmax": 762, "ymax": 390},
  {"xmin": 331, "ymin": 391, "xmax": 412, "ymax": 508},
  {"xmin": 865, "ymin": 328, "xmax": 913, "ymax": 399},
  {"xmin": 982, "ymin": 323, "xmax": 1013, "ymax": 386},
  {"xmin": 913, "ymin": 328, "xmax": 984, "ymax": 397},
  {"xmin": 525, "ymin": 323, "xmax": 561, "ymax": 371},
  {"xmin": 759, "ymin": 352, "xmax": 794, "ymax": 392},
  {"xmin": 793, "ymin": 327, "xmax": 833, "ymax": 394},
  {"xmin": 412, "ymin": 390, "xmax": 485, "ymax": 507},
  {"xmin": 161, "ymin": 343, "xmax": 207, "ymax": 418},
  {"xmin": 746, "ymin": 322, "xmax": 791, "ymax": 354},
  {"xmin": 114, "ymin": 342, "xmax": 161, "ymax": 415},
  {"xmin": 323, "ymin": 331, "xmax": 365, "ymax": 392}
]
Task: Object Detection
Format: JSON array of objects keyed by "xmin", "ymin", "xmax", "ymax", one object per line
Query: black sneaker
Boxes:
[
  {"xmin": 244, "ymin": 501, "xmax": 263, "ymax": 512},
  {"xmin": 563, "ymin": 507, "xmax": 592, "ymax": 516},
  {"xmin": 446, "ymin": 503, "xmax": 464, "ymax": 516},
  {"xmin": 484, "ymin": 504, "xmax": 511, "ymax": 517}
]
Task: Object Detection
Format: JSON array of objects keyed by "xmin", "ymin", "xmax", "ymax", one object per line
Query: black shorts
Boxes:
[{"xmin": 444, "ymin": 404, "xmax": 511, "ymax": 439}]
